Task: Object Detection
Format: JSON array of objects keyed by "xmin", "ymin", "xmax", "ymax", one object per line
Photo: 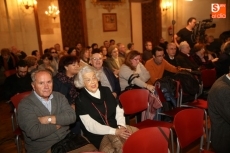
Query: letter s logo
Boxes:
[{"xmin": 211, "ymin": 3, "xmax": 220, "ymax": 13}]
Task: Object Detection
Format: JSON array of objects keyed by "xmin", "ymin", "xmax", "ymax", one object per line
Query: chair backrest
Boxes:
[
  {"xmin": 4, "ymin": 69, "xmax": 16, "ymax": 77},
  {"xmin": 10, "ymin": 91, "xmax": 31, "ymax": 109},
  {"xmin": 173, "ymin": 108, "xmax": 204, "ymax": 149},
  {"xmin": 123, "ymin": 127, "xmax": 170, "ymax": 153},
  {"xmin": 119, "ymin": 89, "xmax": 149, "ymax": 114},
  {"xmin": 201, "ymin": 69, "xmax": 216, "ymax": 88}
]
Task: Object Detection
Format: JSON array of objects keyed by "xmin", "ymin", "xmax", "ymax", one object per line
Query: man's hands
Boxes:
[{"xmin": 38, "ymin": 116, "xmax": 61, "ymax": 130}]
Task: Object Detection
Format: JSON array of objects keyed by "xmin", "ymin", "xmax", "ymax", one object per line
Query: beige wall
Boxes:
[
  {"xmin": 131, "ymin": 3, "xmax": 143, "ymax": 52},
  {"xmin": 85, "ymin": 0, "xmax": 132, "ymax": 47},
  {"xmin": 0, "ymin": 0, "xmax": 38, "ymax": 55},
  {"xmin": 38, "ymin": 0, "xmax": 62, "ymax": 51}
]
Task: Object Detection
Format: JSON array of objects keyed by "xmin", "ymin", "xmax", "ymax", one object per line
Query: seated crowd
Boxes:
[{"xmin": 1, "ymin": 37, "xmax": 230, "ymax": 152}]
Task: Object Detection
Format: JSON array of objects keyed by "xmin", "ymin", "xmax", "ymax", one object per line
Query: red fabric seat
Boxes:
[
  {"xmin": 173, "ymin": 108, "xmax": 214, "ymax": 153},
  {"xmin": 119, "ymin": 89, "xmax": 174, "ymax": 153},
  {"xmin": 123, "ymin": 127, "xmax": 170, "ymax": 153}
]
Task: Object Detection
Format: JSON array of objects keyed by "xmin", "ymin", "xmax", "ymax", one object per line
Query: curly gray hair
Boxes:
[{"xmin": 74, "ymin": 65, "xmax": 100, "ymax": 88}]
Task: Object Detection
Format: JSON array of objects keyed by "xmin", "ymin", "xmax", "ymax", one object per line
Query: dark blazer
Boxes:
[
  {"xmin": 102, "ymin": 67, "xmax": 121, "ymax": 96},
  {"xmin": 175, "ymin": 52, "xmax": 199, "ymax": 70}
]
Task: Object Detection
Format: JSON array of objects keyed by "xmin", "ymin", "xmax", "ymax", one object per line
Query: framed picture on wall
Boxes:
[{"xmin": 102, "ymin": 13, "xmax": 117, "ymax": 32}]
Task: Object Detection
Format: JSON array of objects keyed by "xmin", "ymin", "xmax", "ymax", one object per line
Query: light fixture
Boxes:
[
  {"xmin": 162, "ymin": 1, "xmax": 172, "ymax": 11},
  {"xmin": 45, "ymin": 4, "xmax": 60, "ymax": 20},
  {"xmin": 19, "ymin": 0, "xmax": 37, "ymax": 9}
]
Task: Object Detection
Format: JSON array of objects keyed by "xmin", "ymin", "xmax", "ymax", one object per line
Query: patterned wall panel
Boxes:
[
  {"xmin": 58, "ymin": 0, "xmax": 87, "ymax": 48},
  {"xmin": 141, "ymin": 0, "xmax": 162, "ymax": 47}
]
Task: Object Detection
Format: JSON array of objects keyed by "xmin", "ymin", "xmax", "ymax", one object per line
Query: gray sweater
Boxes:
[
  {"xmin": 18, "ymin": 91, "xmax": 76, "ymax": 153},
  {"xmin": 208, "ymin": 75, "xmax": 230, "ymax": 153},
  {"xmin": 119, "ymin": 63, "xmax": 150, "ymax": 91}
]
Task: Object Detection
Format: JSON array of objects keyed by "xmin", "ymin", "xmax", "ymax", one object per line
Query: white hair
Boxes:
[
  {"xmin": 179, "ymin": 41, "xmax": 189, "ymax": 50},
  {"xmin": 74, "ymin": 65, "xmax": 100, "ymax": 88}
]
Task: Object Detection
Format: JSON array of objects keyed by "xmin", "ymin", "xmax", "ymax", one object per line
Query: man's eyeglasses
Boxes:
[
  {"xmin": 51, "ymin": 52, "xmax": 57, "ymax": 54},
  {"xmin": 91, "ymin": 58, "xmax": 102, "ymax": 61},
  {"xmin": 155, "ymin": 54, "xmax": 165, "ymax": 58}
]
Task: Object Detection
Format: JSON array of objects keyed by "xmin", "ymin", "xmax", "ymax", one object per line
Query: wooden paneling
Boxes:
[
  {"xmin": 141, "ymin": 0, "xmax": 162, "ymax": 47},
  {"xmin": 58, "ymin": 0, "xmax": 88, "ymax": 48}
]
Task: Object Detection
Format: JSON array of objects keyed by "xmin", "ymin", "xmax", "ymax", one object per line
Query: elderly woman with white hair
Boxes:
[{"xmin": 74, "ymin": 65, "xmax": 132, "ymax": 150}]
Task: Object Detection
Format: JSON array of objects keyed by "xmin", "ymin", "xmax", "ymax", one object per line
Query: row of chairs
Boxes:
[{"xmin": 119, "ymin": 88, "xmax": 214, "ymax": 153}]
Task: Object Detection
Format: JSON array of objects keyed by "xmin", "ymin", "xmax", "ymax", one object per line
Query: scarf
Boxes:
[{"xmin": 56, "ymin": 72, "xmax": 79, "ymax": 105}]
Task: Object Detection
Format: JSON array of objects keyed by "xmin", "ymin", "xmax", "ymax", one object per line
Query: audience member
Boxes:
[
  {"xmin": 76, "ymin": 42, "xmax": 82, "ymax": 53},
  {"xmin": 163, "ymin": 43, "xmax": 178, "ymax": 77},
  {"xmin": 53, "ymin": 55, "xmax": 80, "ymax": 106},
  {"xmin": 91, "ymin": 43, "xmax": 98, "ymax": 49},
  {"xmin": 192, "ymin": 43, "xmax": 218, "ymax": 70},
  {"xmin": 0, "ymin": 48, "xmax": 17, "ymax": 70},
  {"xmin": 90, "ymin": 49, "xmax": 121, "ymax": 97},
  {"xmin": 215, "ymin": 41, "xmax": 230, "ymax": 78},
  {"xmin": 54, "ymin": 43, "xmax": 61, "ymax": 53},
  {"xmin": 50, "ymin": 47, "xmax": 59, "ymax": 70},
  {"xmin": 208, "ymin": 68, "xmax": 230, "ymax": 152},
  {"xmin": 106, "ymin": 45, "xmax": 124, "ymax": 77},
  {"xmin": 68, "ymin": 47, "xmax": 78, "ymax": 56},
  {"xmin": 38, "ymin": 53, "xmax": 57, "ymax": 76},
  {"xmin": 18, "ymin": 69, "xmax": 77, "ymax": 153},
  {"xmin": 126, "ymin": 42, "xmax": 134, "ymax": 54},
  {"xmin": 175, "ymin": 41, "xmax": 199, "ymax": 71},
  {"xmin": 103, "ymin": 40, "xmax": 110, "ymax": 50},
  {"xmin": 3, "ymin": 60, "xmax": 32, "ymax": 100},
  {"xmin": 24, "ymin": 55, "xmax": 38, "ymax": 74},
  {"xmin": 145, "ymin": 46, "xmax": 179, "ymax": 84},
  {"xmin": 109, "ymin": 39, "xmax": 115, "ymax": 46},
  {"xmin": 74, "ymin": 65, "xmax": 131, "ymax": 149},
  {"xmin": 142, "ymin": 41, "xmax": 153, "ymax": 64},
  {"xmin": 205, "ymin": 35, "xmax": 221, "ymax": 57},
  {"xmin": 100, "ymin": 46, "xmax": 108, "ymax": 60},
  {"xmin": 31, "ymin": 50, "xmax": 42, "ymax": 65},
  {"xmin": 11, "ymin": 46, "xmax": 27, "ymax": 60},
  {"xmin": 158, "ymin": 37, "xmax": 168, "ymax": 54},
  {"xmin": 80, "ymin": 47, "xmax": 90, "ymax": 67},
  {"xmin": 117, "ymin": 43, "xmax": 126, "ymax": 59},
  {"xmin": 119, "ymin": 50, "xmax": 154, "ymax": 92},
  {"xmin": 174, "ymin": 17, "xmax": 197, "ymax": 48}
]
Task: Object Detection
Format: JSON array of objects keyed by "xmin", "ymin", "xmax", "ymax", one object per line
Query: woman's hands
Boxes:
[
  {"xmin": 146, "ymin": 84, "xmax": 155, "ymax": 92},
  {"xmin": 115, "ymin": 127, "xmax": 131, "ymax": 139}
]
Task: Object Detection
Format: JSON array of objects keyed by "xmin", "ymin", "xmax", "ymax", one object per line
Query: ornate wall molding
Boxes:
[{"xmin": 91, "ymin": 0, "xmax": 125, "ymax": 12}]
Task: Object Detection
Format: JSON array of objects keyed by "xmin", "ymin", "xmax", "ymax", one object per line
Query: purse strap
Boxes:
[{"xmin": 128, "ymin": 74, "xmax": 139, "ymax": 85}]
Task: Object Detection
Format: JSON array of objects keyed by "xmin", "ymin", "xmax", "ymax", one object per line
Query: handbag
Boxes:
[
  {"xmin": 51, "ymin": 132, "xmax": 93, "ymax": 153},
  {"xmin": 125, "ymin": 74, "xmax": 142, "ymax": 91}
]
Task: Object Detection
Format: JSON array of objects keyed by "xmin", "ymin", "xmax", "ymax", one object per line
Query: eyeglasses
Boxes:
[
  {"xmin": 155, "ymin": 54, "xmax": 165, "ymax": 58},
  {"xmin": 91, "ymin": 57, "xmax": 102, "ymax": 61},
  {"xmin": 51, "ymin": 52, "xmax": 57, "ymax": 54},
  {"xmin": 132, "ymin": 58, "xmax": 140, "ymax": 61}
]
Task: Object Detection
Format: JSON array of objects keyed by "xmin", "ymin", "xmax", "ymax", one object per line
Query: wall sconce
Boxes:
[
  {"xmin": 162, "ymin": 2, "xmax": 172, "ymax": 11},
  {"xmin": 45, "ymin": 4, "xmax": 60, "ymax": 20},
  {"xmin": 19, "ymin": 0, "xmax": 37, "ymax": 9}
]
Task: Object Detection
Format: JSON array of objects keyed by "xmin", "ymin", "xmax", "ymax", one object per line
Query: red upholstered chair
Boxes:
[
  {"xmin": 119, "ymin": 89, "xmax": 174, "ymax": 153},
  {"xmin": 173, "ymin": 108, "xmax": 214, "ymax": 153},
  {"xmin": 11, "ymin": 91, "xmax": 31, "ymax": 153},
  {"xmin": 180, "ymin": 98, "xmax": 209, "ymax": 142},
  {"xmin": 123, "ymin": 127, "xmax": 170, "ymax": 153},
  {"xmin": 201, "ymin": 68, "xmax": 216, "ymax": 89}
]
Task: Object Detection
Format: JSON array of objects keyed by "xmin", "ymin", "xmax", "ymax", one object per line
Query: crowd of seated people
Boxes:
[{"xmin": 1, "ymin": 32, "xmax": 230, "ymax": 152}]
